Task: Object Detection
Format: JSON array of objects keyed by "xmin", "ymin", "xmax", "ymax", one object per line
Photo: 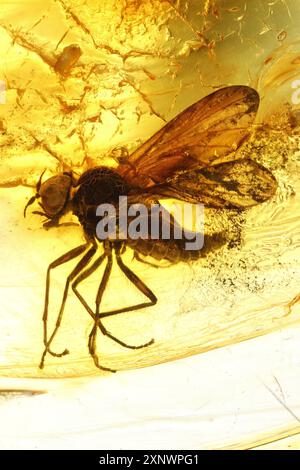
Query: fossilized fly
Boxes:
[{"xmin": 24, "ymin": 86, "xmax": 277, "ymax": 372}]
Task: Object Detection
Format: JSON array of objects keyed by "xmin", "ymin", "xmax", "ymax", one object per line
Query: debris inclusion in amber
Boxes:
[{"xmin": 0, "ymin": 0, "xmax": 299, "ymax": 378}]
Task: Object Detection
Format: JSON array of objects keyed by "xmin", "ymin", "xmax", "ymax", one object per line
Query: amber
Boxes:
[{"xmin": 0, "ymin": 0, "xmax": 299, "ymax": 386}]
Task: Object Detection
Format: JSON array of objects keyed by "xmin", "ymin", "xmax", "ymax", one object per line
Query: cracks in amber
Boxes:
[{"xmin": 0, "ymin": 23, "xmax": 55, "ymax": 70}]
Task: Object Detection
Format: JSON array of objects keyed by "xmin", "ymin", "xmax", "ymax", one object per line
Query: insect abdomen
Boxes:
[{"xmin": 128, "ymin": 232, "xmax": 226, "ymax": 264}]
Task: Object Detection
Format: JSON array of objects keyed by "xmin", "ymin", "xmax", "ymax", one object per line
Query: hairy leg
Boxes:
[
  {"xmin": 71, "ymin": 246, "xmax": 156, "ymax": 372},
  {"xmin": 40, "ymin": 242, "xmax": 94, "ymax": 368}
]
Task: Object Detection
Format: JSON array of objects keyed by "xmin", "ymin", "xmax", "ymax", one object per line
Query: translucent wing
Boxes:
[
  {"xmin": 143, "ymin": 159, "xmax": 277, "ymax": 209},
  {"xmin": 117, "ymin": 86, "xmax": 259, "ymax": 188}
]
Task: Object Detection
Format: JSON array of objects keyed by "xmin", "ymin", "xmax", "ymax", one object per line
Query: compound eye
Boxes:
[
  {"xmin": 42, "ymin": 186, "xmax": 65, "ymax": 214},
  {"xmin": 40, "ymin": 174, "xmax": 72, "ymax": 217}
]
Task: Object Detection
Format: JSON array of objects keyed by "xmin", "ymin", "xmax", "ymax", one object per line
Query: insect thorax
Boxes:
[{"xmin": 72, "ymin": 167, "xmax": 129, "ymax": 236}]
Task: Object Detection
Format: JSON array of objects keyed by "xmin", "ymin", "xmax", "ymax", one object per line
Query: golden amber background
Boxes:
[
  {"xmin": 0, "ymin": 0, "xmax": 300, "ymax": 374},
  {"xmin": 0, "ymin": 0, "xmax": 300, "ymax": 450}
]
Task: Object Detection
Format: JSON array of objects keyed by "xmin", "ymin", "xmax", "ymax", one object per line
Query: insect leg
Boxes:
[
  {"xmin": 89, "ymin": 248, "xmax": 154, "ymax": 372},
  {"xmin": 71, "ymin": 250, "xmax": 153, "ymax": 371},
  {"xmin": 95, "ymin": 249, "xmax": 155, "ymax": 348},
  {"xmin": 71, "ymin": 252, "xmax": 116, "ymax": 372},
  {"xmin": 71, "ymin": 253, "xmax": 107, "ymax": 313},
  {"xmin": 133, "ymin": 251, "xmax": 173, "ymax": 269},
  {"xmin": 43, "ymin": 219, "xmax": 80, "ymax": 229},
  {"xmin": 40, "ymin": 242, "xmax": 92, "ymax": 367},
  {"xmin": 32, "ymin": 210, "xmax": 48, "ymax": 217},
  {"xmin": 87, "ymin": 251, "xmax": 116, "ymax": 372},
  {"xmin": 98, "ymin": 246, "xmax": 157, "ymax": 320}
]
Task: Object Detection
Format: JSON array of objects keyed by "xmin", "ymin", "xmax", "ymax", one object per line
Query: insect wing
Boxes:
[
  {"xmin": 148, "ymin": 158, "xmax": 277, "ymax": 209},
  {"xmin": 118, "ymin": 86, "xmax": 259, "ymax": 187}
]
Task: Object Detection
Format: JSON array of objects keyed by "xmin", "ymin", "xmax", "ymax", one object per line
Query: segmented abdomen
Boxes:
[{"xmin": 127, "ymin": 232, "xmax": 226, "ymax": 264}]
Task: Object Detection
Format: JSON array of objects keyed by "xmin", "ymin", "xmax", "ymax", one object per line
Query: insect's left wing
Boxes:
[
  {"xmin": 138, "ymin": 159, "xmax": 278, "ymax": 209},
  {"xmin": 118, "ymin": 86, "xmax": 259, "ymax": 188}
]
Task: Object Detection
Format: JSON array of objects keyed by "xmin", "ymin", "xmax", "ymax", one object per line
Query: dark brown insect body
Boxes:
[
  {"xmin": 72, "ymin": 168, "xmax": 130, "ymax": 237},
  {"xmin": 24, "ymin": 86, "xmax": 278, "ymax": 372}
]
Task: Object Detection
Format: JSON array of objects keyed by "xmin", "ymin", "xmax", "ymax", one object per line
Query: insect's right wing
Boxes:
[
  {"xmin": 118, "ymin": 86, "xmax": 259, "ymax": 188},
  {"xmin": 139, "ymin": 158, "xmax": 278, "ymax": 209}
]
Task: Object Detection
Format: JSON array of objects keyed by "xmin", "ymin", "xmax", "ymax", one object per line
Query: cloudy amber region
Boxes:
[{"xmin": 0, "ymin": 0, "xmax": 299, "ymax": 380}]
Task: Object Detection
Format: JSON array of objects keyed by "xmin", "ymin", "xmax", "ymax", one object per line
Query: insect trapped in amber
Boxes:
[{"xmin": 24, "ymin": 86, "xmax": 277, "ymax": 372}]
